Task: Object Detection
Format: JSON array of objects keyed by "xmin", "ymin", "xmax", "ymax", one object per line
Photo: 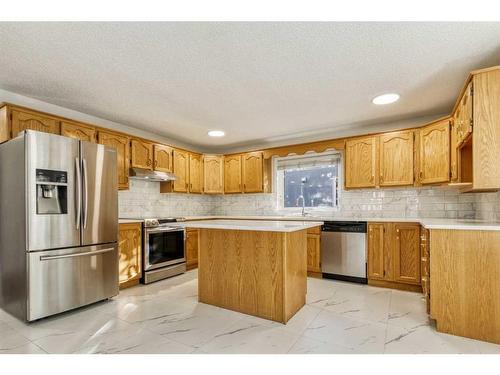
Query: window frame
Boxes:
[{"xmin": 273, "ymin": 151, "xmax": 342, "ymax": 213}]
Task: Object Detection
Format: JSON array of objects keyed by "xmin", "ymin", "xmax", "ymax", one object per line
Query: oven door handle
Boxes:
[{"xmin": 146, "ymin": 227, "xmax": 185, "ymax": 234}]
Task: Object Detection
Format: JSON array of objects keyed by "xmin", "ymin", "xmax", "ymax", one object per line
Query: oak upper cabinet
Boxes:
[
  {"xmin": 367, "ymin": 223, "xmax": 385, "ymax": 280},
  {"xmin": 153, "ymin": 144, "xmax": 173, "ymax": 172},
  {"xmin": 306, "ymin": 226, "xmax": 321, "ymax": 274},
  {"xmin": 130, "ymin": 138, "xmax": 154, "ymax": 170},
  {"xmin": 11, "ymin": 108, "xmax": 60, "ymax": 137},
  {"xmin": 185, "ymin": 228, "xmax": 199, "ymax": 270},
  {"xmin": 60, "ymin": 121, "xmax": 96, "ymax": 142},
  {"xmin": 393, "ymin": 223, "xmax": 421, "ymax": 285},
  {"xmin": 118, "ymin": 222, "xmax": 142, "ymax": 288},
  {"xmin": 450, "ymin": 114, "xmax": 459, "ymax": 182},
  {"xmin": 345, "ymin": 136, "xmax": 378, "ymax": 188},
  {"xmin": 189, "ymin": 153, "xmax": 203, "ymax": 193},
  {"xmin": 456, "ymin": 81, "xmax": 473, "ymax": 145},
  {"xmin": 242, "ymin": 151, "xmax": 264, "ymax": 193},
  {"xmin": 97, "ymin": 130, "xmax": 130, "ymax": 190},
  {"xmin": 172, "ymin": 149, "xmax": 190, "ymax": 193},
  {"xmin": 379, "ymin": 131, "xmax": 414, "ymax": 186},
  {"xmin": 203, "ymin": 155, "xmax": 224, "ymax": 194},
  {"xmin": 418, "ymin": 119, "xmax": 450, "ymax": 184},
  {"xmin": 224, "ymin": 154, "xmax": 242, "ymax": 193}
]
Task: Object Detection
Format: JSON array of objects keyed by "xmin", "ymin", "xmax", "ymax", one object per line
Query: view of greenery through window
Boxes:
[{"xmin": 283, "ymin": 165, "xmax": 337, "ymax": 208}]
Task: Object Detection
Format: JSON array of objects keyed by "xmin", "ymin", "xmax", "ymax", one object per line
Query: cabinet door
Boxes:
[
  {"xmin": 185, "ymin": 229, "xmax": 199, "ymax": 269},
  {"xmin": 130, "ymin": 138, "xmax": 154, "ymax": 170},
  {"xmin": 367, "ymin": 223, "xmax": 385, "ymax": 280},
  {"xmin": 345, "ymin": 136, "xmax": 378, "ymax": 188},
  {"xmin": 419, "ymin": 119, "xmax": 450, "ymax": 184},
  {"xmin": 307, "ymin": 234, "xmax": 321, "ymax": 273},
  {"xmin": 173, "ymin": 149, "xmax": 189, "ymax": 192},
  {"xmin": 242, "ymin": 152, "xmax": 263, "ymax": 193},
  {"xmin": 450, "ymin": 116, "xmax": 459, "ymax": 182},
  {"xmin": 379, "ymin": 131, "xmax": 414, "ymax": 186},
  {"xmin": 203, "ymin": 155, "xmax": 224, "ymax": 194},
  {"xmin": 393, "ymin": 224, "xmax": 421, "ymax": 285},
  {"xmin": 118, "ymin": 223, "xmax": 142, "ymax": 287},
  {"xmin": 154, "ymin": 144, "xmax": 173, "ymax": 172},
  {"xmin": 189, "ymin": 153, "xmax": 203, "ymax": 193},
  {"xmin": 457, "ymin": 82, "xmax": 473, "ymax": 144},
  {"xmin": 224, "ymin": 155, "xmax": 242, "ymax": 193},
  {"xmin": 11, "ymin": 109, "xmax": 60, "ymax": 137},
  {"xmin": 60, "ymin": 121, "xmax": 96, "ymax": 142},
  {"xmin": 98, "ymin": 130, "xmax": 130, "ymax": 190}
]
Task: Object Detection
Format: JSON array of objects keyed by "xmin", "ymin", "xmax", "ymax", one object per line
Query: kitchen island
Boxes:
[{"xmin": 172, "ymin": 220, "xmax": 323, "ymax": 323}]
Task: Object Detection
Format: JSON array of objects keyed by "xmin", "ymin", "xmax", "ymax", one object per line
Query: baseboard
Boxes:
[
  {"xmin": 368, "ymin": 279, "xmax": 423, "ymax": 293},
  {"xmin": 119, "ymin": 277, "xmax": 140, "ymax": 290}
]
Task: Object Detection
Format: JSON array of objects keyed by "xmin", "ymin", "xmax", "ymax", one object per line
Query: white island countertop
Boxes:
[{"xmin": 170, "ymin": 219, "xmax": 323, "ymax": 232}]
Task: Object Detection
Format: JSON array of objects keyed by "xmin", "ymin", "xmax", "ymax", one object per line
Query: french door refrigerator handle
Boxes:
[
  {"xmin": 75, "ymin": 157, "xmax": 81, "ymax": 230},
  {"xmin": 82, "ymin": 158, "xmax": 89, "ymax": 229},
  {"xmin": 39, "ymin": 247, "xmax": 115, "ymax": 261}
]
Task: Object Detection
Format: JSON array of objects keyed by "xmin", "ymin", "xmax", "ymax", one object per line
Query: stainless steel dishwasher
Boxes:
[{"xmin": 321, "ymin": 221, "xmax": 367, "ymax": 284}]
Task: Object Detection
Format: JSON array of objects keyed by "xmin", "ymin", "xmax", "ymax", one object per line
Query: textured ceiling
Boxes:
[{"xmin": 0, "ymin": 22, "xmax": 500, "ymax": 152}]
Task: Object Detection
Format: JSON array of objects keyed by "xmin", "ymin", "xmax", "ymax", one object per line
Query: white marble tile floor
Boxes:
[{"xmin": 0, "ymin": 270, "xmax": 498, "ymax": 354}]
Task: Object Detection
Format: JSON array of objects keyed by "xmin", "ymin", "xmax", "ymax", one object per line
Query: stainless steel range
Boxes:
[{"xmin": 141, "ymin": 218, "xmax": 186, "ymax": 284}]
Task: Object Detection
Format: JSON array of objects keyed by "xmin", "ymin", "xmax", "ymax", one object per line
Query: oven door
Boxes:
[{"xmin": 144, "ymin": 227, "xmax": 185, "ymax": 271}]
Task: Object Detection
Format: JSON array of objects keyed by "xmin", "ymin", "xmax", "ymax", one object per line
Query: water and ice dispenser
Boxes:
[{"xmin": 36, "ymin": 169, "xmax": 68, "ymax": 214}]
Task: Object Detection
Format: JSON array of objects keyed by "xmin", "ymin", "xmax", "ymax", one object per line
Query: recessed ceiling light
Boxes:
[
  {"xmin": 208, "ymin": 130, "xmax": 225, "ymax": 137},
  {"xmin": 372, "ymin": 93, "xmax": 400, "ymax": 105}
]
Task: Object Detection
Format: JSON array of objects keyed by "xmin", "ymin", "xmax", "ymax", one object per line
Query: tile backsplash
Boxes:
[{"xmin": 119, "ymin": 179, "xmax": 500, "ymax": 221}]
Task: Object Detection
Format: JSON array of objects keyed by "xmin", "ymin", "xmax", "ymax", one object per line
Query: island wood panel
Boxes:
[
  {"xmin": 198, "ymin": 228, "xmax": 308, "ymax": 323},
  {"xmin": 242, "ymin": 152, "xmax": 263, "ymax": 193},
  {"xmin": 430, "ymin": 229, "xmax": 500, "ymax": 344},
  {"xmin": 97, "ymin": 130, "xmax": 130, "ymax": 190},
  {"xmin": 345, "ymin": 136, "xmax": 378, "ymax": 188},
  {"xmin": 472, "ymin": 70, "xmax": 500, "ymax": 190},
  {"xmin": 283, "ymin": 229, "xmax": 307, "ymax": 322},
  {"xmin": 11, "ymin": 109, "xmax": 60, "ymax": 137},
  {"xmin": 153, "ymin": 144, "xmax": 173, "ymax": 172},
  {"xmin": 60, "ymin": 121, "xmax": 96, "ymax": 142},
  {"xmin": 418, "ymin": 119, "xmax": 450, "ymax": 184},
  {"xmin": 118, "ymin": 223, "xmax": 142, "ymax": 289},
  {"xmin": 379, "ymin": 130, "xmax": 414, "ymax": 186},
  {"xmin": 203, "ymin": 155, "xmax": 224, "ymax": 194},
  {"xmin": 131, "ymin": 138, "xmax": 154, "ymax": 170},
  {"xmin": 189, "ymin": 153, "xmax": 203, "ymax": 193},
  {"xmin": 224, "ymin": 155, "xmax": 242, "ymax": 193}
]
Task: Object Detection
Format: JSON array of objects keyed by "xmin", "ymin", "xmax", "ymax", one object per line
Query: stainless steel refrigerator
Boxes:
[{"xmin": 0, "ymin": 130, "xmax": 119, "ymax": 321}]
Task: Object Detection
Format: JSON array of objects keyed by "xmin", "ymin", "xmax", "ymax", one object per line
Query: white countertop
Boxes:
[
  {"xmin": 179, "ymin": 215, "xmax": 500, "ymax": 231},
  {"xmin": 119, "ymin": 216, "xmax": 500, "ymax": 231},
  {"xmin": 170, "ymin": 219, "xmax": 323, "ymax": 232}
]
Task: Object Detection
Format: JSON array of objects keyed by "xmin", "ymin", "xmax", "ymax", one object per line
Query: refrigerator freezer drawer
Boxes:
[{"xmin": 27, "ymin": 243, "xmax": 118, "ymax": 321}]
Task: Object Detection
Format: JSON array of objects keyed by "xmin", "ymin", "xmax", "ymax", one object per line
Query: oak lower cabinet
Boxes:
[
  {"xmin": 379, "ymin": 130, "xmax": 414, "ymax": 186},
  {"xmin": 189, "ymin": 153, "xmax": 203, "ymax": 193},
  {"xmin": 345, "ymin": 136, "xmax": 378, "ymax": 188},
  {"xmin": 130, "ymin": 138, "xmax": 154, "ymax": 170},
  {"xmin": 306, "ymin": 226, "xmax": 321, "ymax": 275},
  {"xmin": 417, "ymin": 118, "xmax": 450, "ymax": 185},
  {"xmin": 185, "ymin": 228, "xmax": 199, "ymax": 270},
  {"xmin": 203, "ymin": 155, "xmax": 224, "ymax": 194},
  {"xmin": 118, "ymin": 223, "xmax": 142, "ymax": 289},
  {"xmin": 367, "ymin": 222, "xmax": 422, "ymax": 291},
  {"xmin": 60, "ymin": 121, "xmax": 96, "ymax": 142},
  {"xmin": 97, "ymin": 130, "xmax": 130, "ymax": 190}
]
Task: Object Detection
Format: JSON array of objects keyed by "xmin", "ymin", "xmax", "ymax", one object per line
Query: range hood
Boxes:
[{"xmin": 129, "ymin": 167, "xmax": 177, "ymax": 182}]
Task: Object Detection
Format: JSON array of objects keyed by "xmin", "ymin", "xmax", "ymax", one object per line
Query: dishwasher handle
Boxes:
[{"xmin": 321, "ymin": 221, "xmax": 367, "ymax": 233}]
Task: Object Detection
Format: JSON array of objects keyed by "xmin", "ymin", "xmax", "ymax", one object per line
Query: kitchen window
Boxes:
[{"xmin": 275, "ymin": 152, "xmax": 341, "ymax": 211}]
